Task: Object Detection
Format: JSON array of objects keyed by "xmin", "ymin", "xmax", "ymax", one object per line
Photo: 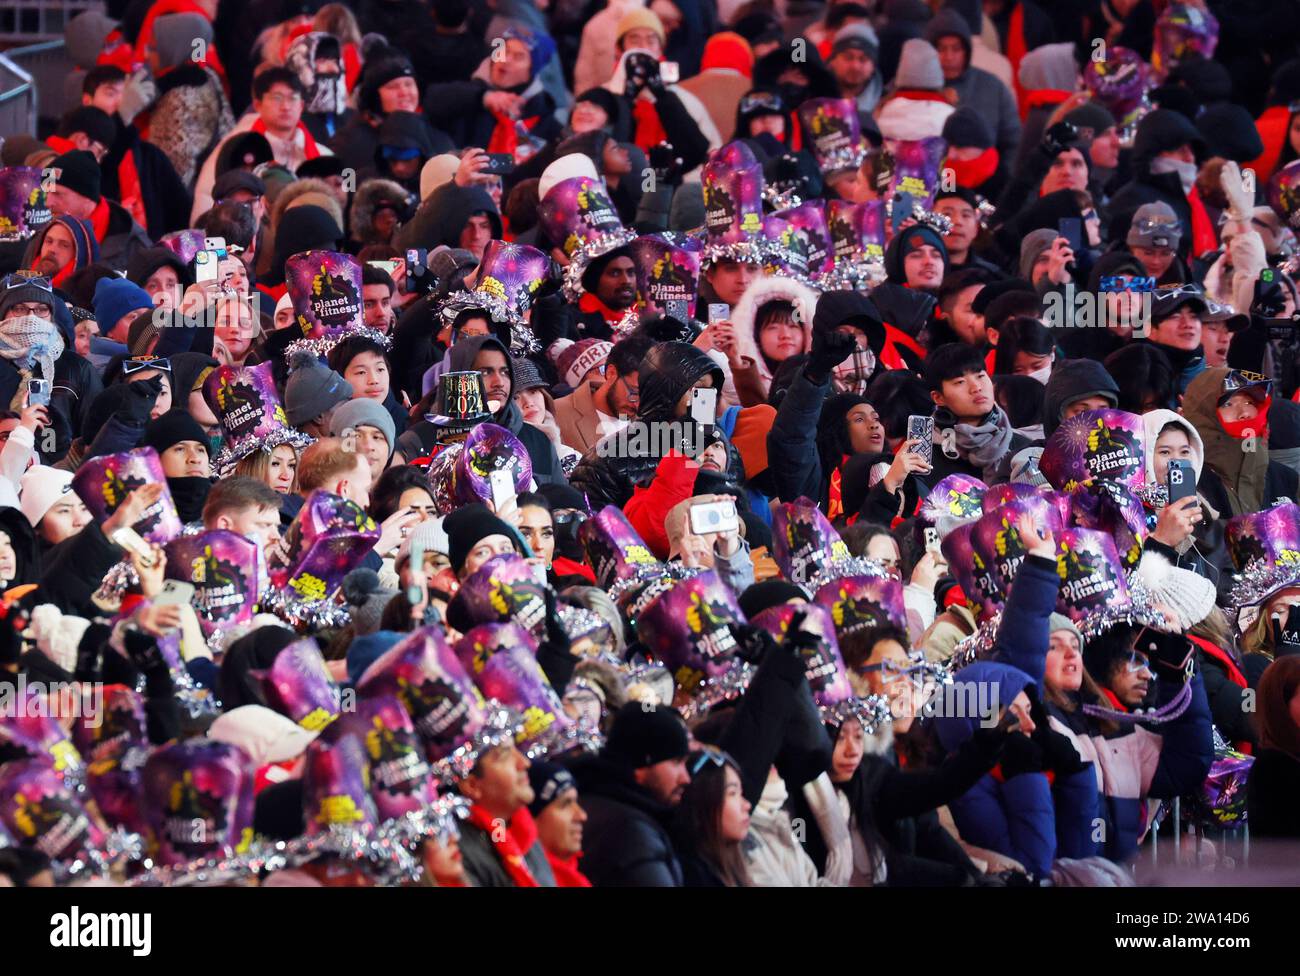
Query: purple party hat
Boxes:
[
  {"xmin": 203, "ymin": 361, "xmax": 312, "ymax": 476},
  {"xmin": 140, "ymin": 739, "xmax": 255, "ymax": 867},
  {"xmin": 797, "ymin": 97, "xmax": 867, "ymax": 174},
  {"xmin": 1053, "ymin": 527, "xmax": 1160, "ymax": 637},
  {"xmin": 813, "ymin": 574, "xmax": 907, "ymax": 637},
  {"xmin": 1225, "ymin": 502, "xmax": 1300, "ymax": 609},
  {"xmin": 579, "ymin": 504, "xmax": 663, "ymax": 594},
  {"xmin": 771, "ymin": 497, "xmax": 851, "ymax": 585},
  {"xmin": 774, "ymin": 201, "xmax": 835, "ymax": 279},
  {"xmin": 325, "ymin": 695, "xmax": 437, "ymax": 822},
  {"xmin": 72, "ymin": 446, "xmax": 182, "ymax": 545},
  {"xmin": 158, "ymin": 229, "xmax": 206, "ymax": 266},
  {"xmin": 701, "ymin": 156, "xmax": 766, "ymax": 267},
  {"xmin": 268, "ymin": 489, "xmax": 380, "ymax": 604},
  {"xmin": 453, "ymin": 422, "xmax": 534, "ymax": 506},
  {"xmin": 1040, "ymin": 408, "xmax": 1146, "ymax": 492},
  {"xmin": 0, "ymin": 759, "xmax": 103, "ymax": 862},
  {"xmin": 537, "ymin": 176, "xmax": 636, "ymax": 300},
  {"xmin": 164, "ymin": 529, "xmax": 264, "ymax": 638},
  {"xmin": 438, "ymin": 239, "xmax": 548, "ymax": 354},
  {"xmin": 886, "ymin": 137, "xmax": 948, "ymax": 208},
  {"xmin": 630, "ymin": 233, "xmax": 703, "ymax": 320},
  {"xmin": 0, "ymin": 166, "xmax": 51, "ymax": 240},
  {"xmin": 1267, "ymin": 160, "xmax": 1300, "ymax": 232},
  {"xmin": 302, "ymin": 733, "xmax": 379, "ymax": 834},
  {"xmin": 750, "ymin": 602, "xmax": 854, "ymax": 711},
  {"xmin": 450, "ymin": 553, "xmax": 551, "ymax": 638},
  {"xmin": 254, "ymin": 637, "xmax": 341, "ymax": 732}
]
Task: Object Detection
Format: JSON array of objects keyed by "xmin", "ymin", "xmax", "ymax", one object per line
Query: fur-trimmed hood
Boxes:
[
  {"xmin": 729, "ymin": 274, "xmax": 819, "ymax": 385},
  {"xmin": 349, "ymin": 178, "xmax": 411, "ymax": 242}
]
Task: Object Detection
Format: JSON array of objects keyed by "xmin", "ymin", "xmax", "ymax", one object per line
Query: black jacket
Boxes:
[
  {"xmin": 37, "ymin": 520, "xmax": 121, "ymax": 616},
  {"xmin": 0, "ymin": 348, "xmax": 102, "ymax": 462},
  {"xmin": 567, "ymin": 753, "xmax": 685, "ymax": 886},
  {"xmin": 1247, "ymin": 748, "xmax": 1300, "ymax": 839},
  {"xmin": 421, "ymin": 76, "xmax": 561, "ymax": 155},
  {"xmin": 102, "ymin": 124, "xmax": 192, "ymax": 241},
  {"xmin": 569, "ymin": 342, "xmax": 724, "ymax": 510},
  {"xmin": 396, "ymin": 181, "xmax": 502, "ymax": 252}
]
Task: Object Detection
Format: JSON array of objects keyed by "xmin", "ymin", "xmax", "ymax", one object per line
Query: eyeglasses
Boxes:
[
  {"xmin": 688, "ymin": 746, "xmax": 733, "ymax": 776},
  {"xmin": 739, "ymin": 91, "xmax": 783, "ymax": 115},
  {"xmin": 1124, "ymin": 651, "xmax": 1153, "ymax": 675},
  {"xmin": 122, "ymin": 356, "xmax": 171, "ymax": 375},
  {"xmin": 855, "ymin": 659, "xmax": 920, "ymax": 680},
  {"xmin": 1099, "ymin": 274, "xmax": 1156, "ymax": 293},
  {"xmin": 616, "ymin": 373, "xmax": 639, "ymax": 403},
  {"xmin": 262, "ymin": 91, "xmax": 303, "ymax": 105},
  {"xmin": 7, "ymin": 303, "xmax": 52, "ymax": 319}
]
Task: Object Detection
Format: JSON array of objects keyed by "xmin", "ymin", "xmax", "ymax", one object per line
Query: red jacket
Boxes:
[{"xmin": 624, "ymin": 451, "xmax": 698, "ymax": 559}]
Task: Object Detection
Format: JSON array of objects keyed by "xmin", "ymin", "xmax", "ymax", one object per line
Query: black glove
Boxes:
[
  {"xmin": 648, "ymin": 142, "xmax": 684, "ymax": 188},
  {"xmin": 123, "ymin": 627, "xmax": 175, "ymax": 699},
  {"xmin": 623, "ymin": 52, "xmax": 659, "ymax": 99},
  {"xmin": 120, "ymin": 375, "xmax": 162, "ymax": 427},
  {"xmin": 804, "ymin": 329, "xmax": 858, "ymax": 385},
  {"xmin": 730, "ymin": 621, "xmax": 778, "ymax": 665},
  {"xmin": 998, "ymin": 730, "xmax": 1045, "ymax": 778}
]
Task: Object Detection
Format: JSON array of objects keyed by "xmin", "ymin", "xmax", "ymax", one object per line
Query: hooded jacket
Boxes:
[
  {"xmin": 396, "ymin": 335, "xmax": 564, "ymax": 484},
  {"xmin": 349, "ymin": 178, "xmax": 412, "ymax": 248},
  {"xmin": 924, "ymin": 8, "xmax": 1021, "ymax": 158},
  {"xmin": 396, "ymin": 181, "xmax": 502, "ymax": 252},
  {"xmin": 1106, "ymin": 110, "xmax": 1207, "ymax": 262},
  {"xmin": 727, "ymin": 274, "xmax": 818, "ymax": 406},
  {"xmin": 1041, "ymin": 359, "xmax": 1120, "ymax": 438},
  {"xmin": 1182, "ymin": 366, "xmax": 1298, "ymax": 517},
  {"xmin": 566, "ymin": 751, "xmax": 685, "ymax": 886},
  {"xmin": 569, "ymin": 341, "xmax": 723, "ymax": 510},
  {"xmin": 423, "ymin": 55, "xmax": 562, "ymax": 156}
]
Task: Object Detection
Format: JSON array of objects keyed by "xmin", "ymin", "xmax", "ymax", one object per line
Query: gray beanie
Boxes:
[
  {"xmin": 1018, "ymin": 228, "xmax": 1060, "ymax": 282},
  {"xmin": 1048, "ymin": 613, "xmax": 1083, "ymax": 645},
  {"xmin": 1127, "ymin": 201, "xmax": 1181, "ymax": 251},
  {"xmin": 330, "ymin": 397, "xmax": 396, "ymax": 454},
  {"xmin": 153, "ymin": 13, "xmax": 214, "ymax": 72},
  {"xmin": 894, "ymin": 39, "xmax": 944, "ymax": 92},
  {"xmin": 341, "ymin": 568, "xmax": 398, "ymax": 636},
  {"xmin": 668, "ymin": 181, "xmax": 705, "ymax": 233},
  {"xmin": 284, "ymin": 350, "xmax": 353, "ymax": 427}
]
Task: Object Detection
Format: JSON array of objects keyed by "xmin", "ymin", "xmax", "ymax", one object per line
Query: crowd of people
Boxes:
[{"xmin": 1, "ymin": 0, "xmax": 1300, "ymax": 889}]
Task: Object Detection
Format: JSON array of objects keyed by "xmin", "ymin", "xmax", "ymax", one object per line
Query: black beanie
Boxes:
[
  {"xmin": 737, "ymin": 579, "xmax": 808, "ymax": 619},
  {"xmin": 50, "ymin": 150, "xmax": 101, "ymax": 202},
  {"xmin": 445, "ymin": 503, "xmax": 518, "ymax": 574},
  {"xmin": 1195, "ymin": 103, "xmax": 1265, "ymax": 162},
  {"xmin": 574, "ymin": 87, "xmax": 621, "ymax": 123},
  {"xmin": 604, "ymin": 702, "xmax": 689, "ymax": 769},
  {"xmin": 58, "ymin": 106, "xmax": 117, "ymax": 150},
  {"xmin": 941, "ymin": 107, "xmax": 993, "ymax": 150},
  {"xmin": 970, "ymin": 276, "xmax": 1034, "ymax": 316},
  {"xmin": 142, "ymin": 409, "xmax": 209, "ymax": 455}
]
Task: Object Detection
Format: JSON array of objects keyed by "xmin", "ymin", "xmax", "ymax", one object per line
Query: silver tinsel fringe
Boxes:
[
  {"xmin": 259, "ymin": 586, "xmax": 353, "ymax": 632},
  {"xmin": 821, "ymin": 693, "xmax": 893, "ymax": 735},
  {"xmin": 1227, "ymin": 561, "xmax": 1300, "ymax": 613},
  {"xmin": 559, "ymin": 229, "xmax": 639, "ymax": 301},
  {"xmin": 284, "ymin": 327, "xmax": 393, "ymax": 363},
  {"xmin": 804, "ymin": 555, "xmax": 890, "ymax": 596},
  {"xmin": 676, "ymin": 660, "xmax": 756, "ymax": 721},
  {"xmin": 214, "ymin": 426, "xmax": 315, "ymax": 479}
]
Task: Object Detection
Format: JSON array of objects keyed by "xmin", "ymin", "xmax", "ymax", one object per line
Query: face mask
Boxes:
[
  {"xmin": 751, "ymin": 131, "xmax": 785, "ymax": 157},
  {"xmin": 1150, "ymin": 156, "xmax": 1197, "ymax": 195},
  {"xmin": 1027, "ymin": 363, "xmax": 1053, "ymax": 385},
  {"xmin": 778, "ymin": 83, "xmax": 808, "ymax": 110}
]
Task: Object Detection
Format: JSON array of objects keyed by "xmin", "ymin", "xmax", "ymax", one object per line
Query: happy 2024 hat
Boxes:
[
  {"xmin": 629, "ymin": 233, "xmax": 703, "ymax": 321},
  {"xmin": 140, "ymin": 739, "xmax": 255, "ymax": 868},
  {"xmin": 701, "ymin": 147, "xmax": 766, "ymax": 268},
  {"xmin": 285, "ymin": 249, "xmax": 391, "ymax": 358},
  {"xmin": 825, "ymin": 199, "xmax": 887, "ymax": 291},
  {"xmin": 71, "ymin": 446, "xmax": 183, "ymax": 545},
  {"xmin": 1040, "ymin": 408, "xmax": 1146, "ymax": 493},
  {"xmin": 164, "ymin": 529, "xmax": 265, "ymax": 640}
]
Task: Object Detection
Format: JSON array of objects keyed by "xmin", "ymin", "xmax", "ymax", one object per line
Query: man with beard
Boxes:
[
  {"xmin": 25, "ymin": 216, "xmax": 98, "ymax": 288},
  {"xmin": 574, "ymin": 250, "xmax": 638, "ymax": 339}
]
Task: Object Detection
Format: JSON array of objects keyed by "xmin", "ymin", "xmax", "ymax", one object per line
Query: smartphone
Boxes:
[
  {"xmin": 907, "ymin": 415, "xmax": 934, "ymax": 465},
  {"xmin": 891, "ymin": 191, "xmax": 914, "ymax": 233},
  {"xmin": 923, "ymin": 526, "xmax": 941, "ymax": 554},
  {"xmin": 488, "ymin": 469, "xmax": 516, "ymax": 512},
  {"xmin": 25, "ymin": 378, "xmax": 50, "ymax": 408},
  {"xmin": 367, "ymin": 258, "xmax": 404, "ymax": 279},
  {"xmin": 194, "ymin": 248, "xmax": 220, "ymax": 285},
  {"xmin": 689, "ymin": 498, "xmax": 739, "ymax": 536},
  {"xmin": 405, "ymin": 248, "xmax": 428, "ymax": 279},
  {"xmin": 1057, "ymin": 217, "xmax": 1082, "ymax": 255},
  {"xmin": 203, "ymin": 236, "xmax": 228, "ymax": 258},
  {"xmin": 707, "ymin": 303, "xmax": 730, "ymax": 324},
  {"xmin": 406, "ymin": 540, "xmax": 425, "ymax": 606},
  {"xmin": 1166, "ymin": 458, "xmax": 1197, "ymax": 506},
  {"xmin": 111, "ymin": 526, "xmax": 154, "ymax": 562},
  {"xmin": 659, "ymin": 61, "xmax": 680, "ymax": 85},
  {"xmin": 482, "ymin": 153, "xmax": 515, "ymax": 176},
  {"xmin": 154, "ymin": 579, "xmax": 195, "ymax": 607},
  {"xmin": 665, "ymin": 299, "xmax": 690, "ymax": 323},
  {"xmin": 690, "ymin": 387, "xmax": 718, "ymax": 426}
]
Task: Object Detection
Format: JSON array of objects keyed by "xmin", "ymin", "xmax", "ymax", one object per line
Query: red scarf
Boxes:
[
  {"xmin": 465, "ymin": 804, "xmax": 540, "ymax": 887},
  {"xmin": 251, "ymin": 118, "xmax": 322, "ymax": 160},
  {"xmin": 547, "ymin": 851, "xmax": 592, "ymax": 887},
  {"xmin": 1022, "ymin": 89, "xmax": 1074, "ymax": 112},
  {"xmin": 552, "ymin": 554, "xmax": 596, "ymax": 582},
  {"xmin": 1008, "ymin": 4, "xmax": 1029, "ymax": 117},
  {"xmin": 1186, "ymin": 183, "xmax": 1218, "ymax": 256},
  {"xmin": 116, "ymin": 150, "xmax": 146, "ymax": 231},
  {"xmin": 1101, "ymin": 687, "xmax": 1128, "ymax": 712},
  {"xmin": 946, "ymin": 147, "xmax": 1000, "ymax": 189},
  {"xmin": 827, "ymin": 452, "xmax": 850, "ymax": 521},
  {"xmin": 1219, "ymin": 395, "xmax": 1271, "ymax": 440},
  {"xmin": 633, "ymin": 98, "xmax": 668, "ymax": 153},
  {"xmin": 1247, "ymin": 105, "xmax": 1292, "ymax": 181},
  {"xmin": 89, "ymin": 195, "xmax": 111, "ymax": 244},
  {"xmin": 578, "ymin": 291, "xmax": 627, "ymax": 330}
]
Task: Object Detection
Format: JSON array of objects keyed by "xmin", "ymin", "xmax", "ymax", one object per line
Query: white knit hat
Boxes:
[
  {"xmin": 1135, "ymin": 550, "xmax": 1218, "ymax": 631},
  {"xmin": 19, "ymin": 465, "xmax": 76, "ymax": 528},
  {"xmin": 539, "ymin": 152, "xmax": 601, "ymax": 201},
  {"xmin": 420, "ymin": 153, "xmax": 461, "ymax": 201},
  {"xmin": 207, "ymin": 704, "xmax": 319, "ymax": 765},
  {"xmin": 26, "ymin": 604, "xmax": 91, "ymax": 674}
]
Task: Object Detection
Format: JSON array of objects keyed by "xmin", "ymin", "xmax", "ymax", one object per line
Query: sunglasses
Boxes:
[
  {"xmin": 122, "ymin": 356, "xmax": 171, "ymax": 375},
  {"xmin": 855, "ymin": 659, "xmax": 921, "ymax": 679},
  {"xmin": 688, "ymin": 746, "xmax": 733, "ymax": 776},
  {"xmin": 739, "ymin": 92, "xmax": 782, "ymax": 115},
  {"xmin": 1099, "ymin": 274, "xmax": 1156, "ymax": 293},
  {"xmin": 552, "ymin": 511, "xmax": 588, "ymax": 527},
  {"xmin": 4, "ymin": 272, "xmax": 53, "ymax": 292}
]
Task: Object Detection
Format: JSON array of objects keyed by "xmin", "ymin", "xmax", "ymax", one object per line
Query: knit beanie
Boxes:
[
  {"xmin": 341, "ymin": 568, "xmax": 398, "ymax": 637},
  {"xmin": 574, "ymin": 87, "xmax": 622, "ymax": 123},
  {"xmin": 58, "ymin": 107, "xmax": 116, "ymax": 151},
  {"xmin": 1018, "ymin": 228, "xmax": 1059, "ymax": 281},
  {"xmin": 142, "ymin": 409, "xmax": 209, "ymax": 455},
  {"xmin": 1194, "ymin": 103, "xmax": 1265, "ymax": 162},
  {"xmin": 0, "ymin": 276, "xmax": 58, "ymax": 319},
  {"xmin": 885, "ymin": 223, "xmax": 948, "ymax": 283},
  {"xmin": 737, "ymin": 579, "xmax": 807, "ymax": 619},
  {"xmin": 830, "ymin": 23, "xmax": 880, "ymax": 62},
  {"xmin": 1126, "ymin": 201, "xmax": 1181, "ymax": 251},
  {"xmin": 360, "ymin": 56, "xmax": 416, "ymax": 115},
  {"xmin": 1062, "ymin": 100, "xmax": 1117, "ymax": 138},
  {"xmin": 1048, "ymin": 612, "xmax": 1083, "ymax": 647},
  {"xmin": 49, "ymin": 149, "xmax": 100, "ymax": 202},
  {"xmin": 1134, "ymin": 550, "xmax": 1217, "ymax": 631},
  {"xmin": 557, "ymin": 339, "xmax": 613, "ymax": 389},
  {"xmin": 207, "ymin": 704, "xmax": 319, "ymax": 766},
  {"xmin": 700, "ymin": 31, "xmax": 754, "ymax": 77},
  {"xmin": 395, "ymin": 517, "xmax": 451, "ymax": 572},
  {"xmin": 445, "ymin": 503, "xmax": 518, "ymax": 574},
  {"xmin": 153, "ymin": 13, "xmax": 212, "ymax": 71},
  {"xmin": 604, "ymin": 701, "xmax": 689, "ymax": 768},
  {"xmin": 942, "ymin": 107, "xmax": 993, "ymax": 149},
  {"xmin": 329, "ymin": 397, "xmax": 396, "ymax": 454},
  {"xmin": 284, "ymin": 350, "xmax": 352, "ymax": 427},
  {"xmin": 92, "ymin": 276, "xmax": 154, "ymax": 334},
  {"xmin": 19, "ymin": 465, "xmax": 75, "ymax": 527},
  {"xmin": 346, "ymin": 630, "xmax": 404, "ymax": 686},
  {"xmin": 616, "ymin": 7, "xmax": 666, "ymax": 46},
  {"xmin": 527, "ymin": 759, "xmax": 577, "ymax": 816},
  {"xmin": 511, "ymin": 355, "xmax": 548, "ymax": 393},
  {"xmin": 500, "ymin": 25, "xmax": 556, "ymax": 81},
  {"xmin": 894, "ymin": 39, "xmax": 943, "ymax": 91},
  {"xmin": 26, "ymin": 604, "xmax": 91, "ymax": 674}
]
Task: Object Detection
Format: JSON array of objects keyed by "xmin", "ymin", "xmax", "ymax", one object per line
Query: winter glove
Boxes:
[
  {"xmin": 1040, "ymin": 121, "xmax": 1078, "ymax": 158},
  {"xmin": 117, "ymin": 65, "xmax": 157, "ymax": 126},
  {"xmin": 123, "ymin": 628, "xmax": 175, "ymax": 700},
  {"xmin": 535, "ymin": 587, "xmax": 577, "ymax": 691},
  {"xmin": 804, "ymin": 328, "xmax": 858, "ymax": 385},
  {"xmin": 120, "ymin": 375, "xmax": 163, "ymax": 427},
  {"xmin": 997, "ymin": 730, "xmax": 1045, "ymax": 778},
  {"xmin": 623, "ymin": 52, "xmax": 660, "ymax": 99},
  {"xmin": 1229, "ymin": 231, "xmax": 1268, "ymax": 316},
  {"xmin": 1134, "ymin": 627, "xmax": 1196, "ymax": 680},
  {"xmin": 1271, "ymin": 604, "xmax": 1300, "ymax": 658},
  {"xmin": 1219, "ymin": 160, "xmax": 1254, "ymax": 223},
  {"xmin": 730, "ymin": 620, "xmax": 778, "ymax": 665},
  {"xmin": 648, "ymin": 142, "xmax": 684, "ymax": 188}
]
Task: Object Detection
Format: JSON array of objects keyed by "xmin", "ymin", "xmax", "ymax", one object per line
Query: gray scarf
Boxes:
[{"xmin": 938, "ymin": 405, "xmax": 1014, "ymax": 481}]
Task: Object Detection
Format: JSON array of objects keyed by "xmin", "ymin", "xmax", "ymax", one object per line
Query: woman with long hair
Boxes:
[
  {"xmin": 675, "ymin": 747, "xmax": 753, "ymax": 887},
  {"xmin": 1246, "ymin": 656, "xmax": 1300, "ymax": 838}
]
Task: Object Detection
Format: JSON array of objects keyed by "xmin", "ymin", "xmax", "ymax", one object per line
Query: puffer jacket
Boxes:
[
  {"xmin": 569, "ymin": 342, "xmax": 725, "ymax": 511},
  {"xmin": 726, "ymin": 275, "xmax": 818, "ymax": 408}
]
